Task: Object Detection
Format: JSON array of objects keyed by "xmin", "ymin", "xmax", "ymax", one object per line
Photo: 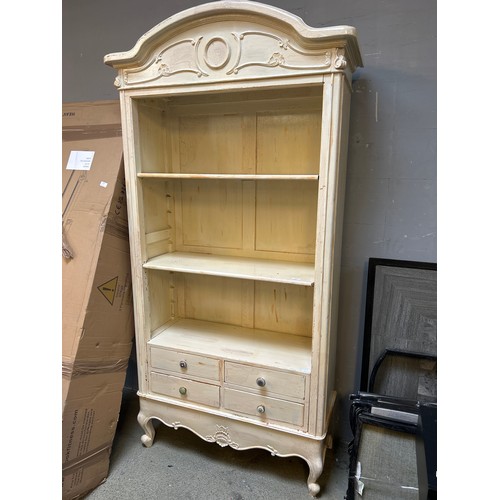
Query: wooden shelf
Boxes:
[
  {"xmin": 143, "ymin": 252, "xmax": 315, "ymax": 286},
  {"xmin": 149, "ymin": 318, "xmax": 312, "ymax": 373},
  {"xmin": 138, "ymin": 173, "xmax": 319, "ymax": 180}
]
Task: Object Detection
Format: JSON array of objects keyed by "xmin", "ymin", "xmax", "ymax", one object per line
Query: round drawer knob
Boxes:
[
  {"xmin": 179, "ymin": 360, "xmax": 187, "ymax": 369},
  {"xmin": 256, "ymin": 377, "xmax": 266, "ymax": 387},
  {"xmin": 257, "ymin": 405, "xmax": 266, "ymax": 414},
  {"xmin": 179, "ymin": 387, "xmax": 187, "ymax": 395}
]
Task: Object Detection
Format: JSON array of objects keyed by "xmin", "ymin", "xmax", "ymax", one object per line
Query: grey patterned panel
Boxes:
[
  {"xmin": 355, "ymin": 424, "xmax": 419, "ymax": 499},
  {"xmin": 372, "ymin": 356, "xmax": 437, "ymax": 402},
  {"xmin": 369, "ymin": 266, "xmax": 437, "ymax": 400}
]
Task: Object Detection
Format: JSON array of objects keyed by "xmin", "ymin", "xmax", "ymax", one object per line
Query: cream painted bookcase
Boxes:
[{"xmin": 105, "ymin": 1, "xmax": 361, "ymax": 495}]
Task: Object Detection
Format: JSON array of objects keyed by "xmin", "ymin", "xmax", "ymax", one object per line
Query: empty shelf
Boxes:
[{"xmin": 143, "ymin": 252, "xmax": 315, "ymax": 286}]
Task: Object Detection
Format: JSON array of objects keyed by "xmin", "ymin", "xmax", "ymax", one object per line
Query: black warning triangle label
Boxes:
[{"xmin": 97, "ymin": 276, "xmax": 118, "ymax": 305}]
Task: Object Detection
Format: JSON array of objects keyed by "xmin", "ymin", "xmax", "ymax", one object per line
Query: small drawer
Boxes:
[
  {"xmin": 150, "ymin": 347, "xmax": 220, "ymax": 381},
  {"xmin": 150, "ymin": 372, "xmax": 220, "ymax": 408},
  {"xmin": 225, "ymin": 362, "xmax": 306, "ymax": 399},
  {"xmin": 224, "ymin": 388, "xmax": 304, "ymax": 427}
]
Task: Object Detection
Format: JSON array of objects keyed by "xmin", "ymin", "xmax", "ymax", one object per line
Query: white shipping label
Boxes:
[{"xmin": 66, "ymin": 151, "xmax": 95, "ymax": 170}]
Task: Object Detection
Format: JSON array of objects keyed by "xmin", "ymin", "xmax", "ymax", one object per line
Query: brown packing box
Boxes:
[{"xmin": 62, "ymin": 101, "xmax": 134, "ymax": 499}]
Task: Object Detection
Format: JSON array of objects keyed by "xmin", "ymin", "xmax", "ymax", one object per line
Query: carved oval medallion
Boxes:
[{"xmin": 204, "ymin": 37, "xmax": 231, "ymax": 69}]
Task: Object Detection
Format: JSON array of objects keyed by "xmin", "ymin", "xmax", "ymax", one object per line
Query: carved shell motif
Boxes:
[{"xmin": 205, "ymin": 425, "xmax": 239, "ymax": 449}]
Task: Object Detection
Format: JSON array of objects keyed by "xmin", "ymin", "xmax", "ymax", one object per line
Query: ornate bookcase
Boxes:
[{"xmin": 104, "ymin": 2, "xmax": 362, "ymax": 495}]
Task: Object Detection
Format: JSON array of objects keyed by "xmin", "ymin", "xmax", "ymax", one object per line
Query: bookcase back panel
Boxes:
[
  {"xmin": 255, "ymin": 180, "xmax": 318, "ymax": 255},
  {"xmin": 177, "ymin": 179, "xmax": 246, "ymax": 250},
  {"xmin": 181, "ymin": 273, "xmax": 253, "ymax": 328},
  {"xmin": 146, "ymin": 271, "xmax": 313, "ymax": 338},
  {"xmin": 256, "ymin": 111, "xmax": 321, "ymax": 175},
  {"xmin": 254, "ymin": 281, "xmax": 314, "ymax": 336},
  {"xmin": 178, "ymin": 114, "xmax": 255, "ymax": 174},
  {"xmin": 175, "ymin": 109, "xmax": 321, "ymax": 175},
  {"xmin": 133, "ymin": 88, "xmax": 322, "ymax": 176},
  {"xmin": 141, "ymin": 177, "xmax": 317, "ymax": 262},
  {"xmin": 173, "ymin": 179, "xmax": 317, "ymax": 260}
]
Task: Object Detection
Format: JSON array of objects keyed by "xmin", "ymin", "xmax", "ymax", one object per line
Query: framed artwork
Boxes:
[{"xmin": 360, "ymin": 258, "xmax": 437, "ymax": 401}]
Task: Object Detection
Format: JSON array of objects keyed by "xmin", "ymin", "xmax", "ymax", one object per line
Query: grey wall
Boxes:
[{"xmin": 63, "ymin": 0, "xmax": 436, "ymax": 443}]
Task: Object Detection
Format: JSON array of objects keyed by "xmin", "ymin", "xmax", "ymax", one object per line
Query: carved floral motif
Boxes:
[
  {"xmin": 268, "ymin": 52, "xmax": 286, "ymax": 66},
  {"xmin": 334, "ymin": 54, "xmax": 347, "ymax": 69},
  {"xmin": 158, "ymin": 63, "xmax": 171, "ymax": 77}
]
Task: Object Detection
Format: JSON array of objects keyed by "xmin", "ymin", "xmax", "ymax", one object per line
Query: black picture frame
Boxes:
[{"xmin": 360, "ymin": 257, "xmax": 437, "ymax": 392}]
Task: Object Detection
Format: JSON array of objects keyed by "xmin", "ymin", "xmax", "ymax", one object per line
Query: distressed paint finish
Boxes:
[{"xmin": 105, "ymin": 1, "xmax": 361, "ymax": 495}]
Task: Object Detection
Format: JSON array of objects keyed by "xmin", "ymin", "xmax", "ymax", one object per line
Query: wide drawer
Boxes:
[
  {"xmin": 225, "ymin": 362, "xmax": 306, "ymax": 399},
  {"xmin": 150, "ymin": 372, "xmax": 220, "ymax": 408},
  {"xmin": 223, "ymin": 388, "xmax": 304, "ymax": 426},
  {"xmin": 150, "ymin": 347, "xmax": 220, "ymax": 381}
]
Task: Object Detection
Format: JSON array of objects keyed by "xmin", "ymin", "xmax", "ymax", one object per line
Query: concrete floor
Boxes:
[{"xmin": 84, "ymin": 388, "xmax": 351, "ymax": 500}]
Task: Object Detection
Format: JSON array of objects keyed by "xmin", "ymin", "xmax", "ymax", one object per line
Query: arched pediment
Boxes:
[{"xmin": 104, "ymin": 1, "xmax": 362, "ymax": 89}]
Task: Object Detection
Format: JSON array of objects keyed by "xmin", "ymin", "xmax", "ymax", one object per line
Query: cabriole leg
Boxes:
[
  {"xmin": 306, "ymin": 455, "xmax": 324, "ymax": 497},
  {"xmin": 137, "ymin": 411, "xmax": 155, "ymax": 447}
]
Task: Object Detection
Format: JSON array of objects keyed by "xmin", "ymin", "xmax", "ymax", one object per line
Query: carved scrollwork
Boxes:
[
  {"xmin": 119, "ymin": 28, "xmax": 337, "ymax": 87},
  {"xmin": 227, "ymin": 30, "xmax": 331, "ymax": 75},
  {"xmin": 123, "ymin": 37, "xmax": 208, "ymax": 85},
  {"xmin": 205, "ymin": 425, "xmax": 239, "ymax": 450}
]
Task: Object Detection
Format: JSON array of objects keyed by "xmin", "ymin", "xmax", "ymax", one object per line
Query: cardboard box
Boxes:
[{"xmin": 62, "ymin": 101, "xmax": 134, "ymax": 499}]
